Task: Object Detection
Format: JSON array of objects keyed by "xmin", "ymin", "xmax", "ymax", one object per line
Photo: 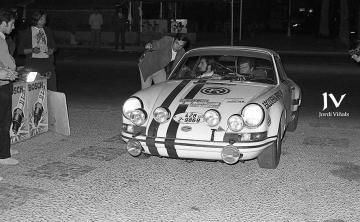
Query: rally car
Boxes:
[{"xmin": 121, "ymin": 46, "xmax": 301, "ymax": 169}]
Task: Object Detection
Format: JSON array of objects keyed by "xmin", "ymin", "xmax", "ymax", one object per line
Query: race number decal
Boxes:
[{"xmin": 173, "ymin": 112, "xmax": 204, "ymax": 124}]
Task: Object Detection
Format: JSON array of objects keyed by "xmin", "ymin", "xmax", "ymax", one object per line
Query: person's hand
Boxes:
[
  {"xmin": 32, "ymin": 47, "xmax": 41, "ymax": 54},
  {"xmin": 47, "ymin": 48, "xmax": 54, "ymax": 55},
  {"xmin": 0, "ymin": 69, "xmax": 18, "ymax": 81},
  {"xmin": 24, "ymin": 48, "xmax": 33, "ymax": 54},
  {"xmin": 145, "ymin": 43, "xmax": 152, "ymax": 50}
]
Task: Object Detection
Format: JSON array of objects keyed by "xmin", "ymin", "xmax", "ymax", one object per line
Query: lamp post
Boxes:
[
  {"xmin": 287, "ymin": 0, "xmax": 291, "ymax": 37},
  {"xmin": 231, "ymin": 0, "xmax": 234, "ymax": 45},
  {"xmin": 239, "ymin": 0, "xmax": 243, "ymax": 41}
]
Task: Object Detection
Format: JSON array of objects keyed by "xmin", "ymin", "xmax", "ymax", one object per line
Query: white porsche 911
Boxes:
[{"xmin": 122, "ymin": 46, "xmax": 301, "ymax": 169}]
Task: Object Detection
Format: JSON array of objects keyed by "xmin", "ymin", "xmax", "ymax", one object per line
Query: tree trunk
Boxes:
[
  {"xmin": 339, "ymin": 0, "xmax": 349, "ymax": 46},
  {"xmin": 319, "ymin": 0, "xmax": 330, "ymax": 37}
]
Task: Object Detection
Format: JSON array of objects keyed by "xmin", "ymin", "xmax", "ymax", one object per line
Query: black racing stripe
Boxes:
[
  {"xmin": 146, "ymin": 80, "xmax": 191, "ymax": 155},
  {"xmin": 165, "ymin": 82, "xmax": 207, "ymax": 158}
]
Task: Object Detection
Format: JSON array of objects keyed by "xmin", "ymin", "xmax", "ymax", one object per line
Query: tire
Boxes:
[
  {"xmin": 287, "ymin": 110, "xmax": 299, "ymax": 132},
  {"xmin": 137, "ymin": 152, "xmax": 151, "ymax": 159},
  {"xmin": 257, "ymin": 124, "xmax": 282, "ymax": 169}
]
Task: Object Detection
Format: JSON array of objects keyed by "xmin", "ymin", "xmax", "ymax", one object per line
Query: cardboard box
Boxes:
[{"xmin": 10, "ymin": 78, "xmax": 48, "ymax": 144}]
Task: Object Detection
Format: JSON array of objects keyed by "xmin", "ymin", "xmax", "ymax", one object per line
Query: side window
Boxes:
[
  {"xmin": 274, "ymin": 56, "xmax": 287, "ymax": 82},
  {"xmin": 171, "ymin": 56, "xmax": 199, "ymax": 80}
]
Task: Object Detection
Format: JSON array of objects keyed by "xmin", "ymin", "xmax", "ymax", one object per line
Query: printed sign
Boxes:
[
  {"xmin": 28, "ymin": 79, "xmax": 48, "ymax": 137},
  {"xmin": 180, "ymin": 99, "xmax": 221, "ymax": 109},
  {"xmin": 10, "ymin": 78, "xmax": 48, "ymax": 144},
  {"xmin": 10, "ymin": 82, "xmax": 30, "ymax": 144}
]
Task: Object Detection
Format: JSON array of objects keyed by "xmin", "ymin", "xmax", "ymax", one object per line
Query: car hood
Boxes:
[{"xmin": 137, "ymin": 80, "xmax": 274, "ymax": 113}]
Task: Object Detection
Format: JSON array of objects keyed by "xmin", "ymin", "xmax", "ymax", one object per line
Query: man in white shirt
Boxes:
[
  {"xmin": 0, "ymin": 9, "xmax": 19, "ymax": 166},
  {"xmin": 89, "ymin": 8, "xmax": 103, "ymax": 49}
]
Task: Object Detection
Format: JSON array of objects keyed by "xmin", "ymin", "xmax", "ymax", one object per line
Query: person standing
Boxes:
[
  {"xmin": 0, "ymin": 9, "xmax": 19, "ymax": 166},
  {"xmin": 112, "ymin": 10, "xmax": 127, "ymax": 50},
  {"xmin": 89, "ymin": 7, "xmax": 103, "ymax": 49},
  {"xmin": 138, "ymin": 33, "xmax": 188, "ymax": 89},
  {"xmin": 18, "ymin": 10, "xmax": 57, "ymax": 91}
]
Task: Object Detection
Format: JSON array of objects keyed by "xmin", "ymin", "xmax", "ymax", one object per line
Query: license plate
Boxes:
[{"xmin": 173, "ymin": 112, "xmax": 203, "ymax": 124}]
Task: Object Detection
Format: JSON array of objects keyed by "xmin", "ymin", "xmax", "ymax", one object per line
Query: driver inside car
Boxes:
[
  {"xmin": 196, "ymin": 57, "xmax": 220, "ymax": 78},
  {"xmin": 238, "ymin": 58, "xmax": 255, "ymax": 75}
]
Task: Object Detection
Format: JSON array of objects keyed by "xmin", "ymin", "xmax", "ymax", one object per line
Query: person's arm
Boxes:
[
  {"xmin": 46, "ymin": 28, "xmax": 57, "ymax": 55},
  {"xmin": 145, "ymin": 36, "xmax": 172, "ymax": 50},
  {"xmin": 0, "ymin": 67, "xmax": 17, "ymax": 81},
  {"xmin": 0, "ymin": 39, "xmax": 16, "ymax": 70}
]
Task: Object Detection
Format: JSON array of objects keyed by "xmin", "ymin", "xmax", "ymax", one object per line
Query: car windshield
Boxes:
[{"xmin": 169, "ymin": 55, "xmax": 277, "ymax": 84}]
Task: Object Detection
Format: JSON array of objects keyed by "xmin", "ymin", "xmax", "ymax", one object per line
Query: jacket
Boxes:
[
  {"xmin": 17, "ymin": 27, "xmax": 57, "ymax": 69},
  {"xmin": 139, "ymin": 36, "xmax": 185, "ymax": 81}
]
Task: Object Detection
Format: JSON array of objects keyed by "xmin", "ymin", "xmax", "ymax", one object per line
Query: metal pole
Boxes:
[
  {"xmin": 139, "ymin": 1, "xmax": 143, "ymax": 33},
  {"xmin": 239, "ymin": 0, "xmax": 243, "ymax": 41},
  {"xmin": 175, "ymin": 2, "xmax": 177, "ymax": 19},
  {"xmin": 231, "ymin": 0, "xmax": 234, "ymax": 45},
  {"xmin": 287, "ymin": 0, "xmax": 291, "ymax": 37},
  {"xmin": 160, "ymin": 1, "xmax": 163, "ymax": 19}
]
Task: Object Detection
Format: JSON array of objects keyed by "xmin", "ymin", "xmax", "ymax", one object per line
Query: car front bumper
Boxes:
[{"xmin": 121, "ymin": 131, "xmax": 276, "ymax": 161}]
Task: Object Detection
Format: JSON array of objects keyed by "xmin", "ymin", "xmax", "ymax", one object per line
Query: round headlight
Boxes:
[
  {"xmin": 242, "ymin": 104, "xmax": 264, "ymax": 127},
  {"xmin": 153, "ymin": 107, "xmax": 170, "ymax": 123},
  {"xmin": 129, "ymin": 109, "xmax": 147, "ymax": 126},
  {"xmin": 204, "ymin": 109, "xmax": 221, "ymax": 127},
  {"xmin": 227, "ymin": 114, "xmax": 244, "ymax": 132},
  {"xmin": 123, "ymin": 97, "xmax": 143, "ymax": 119}
]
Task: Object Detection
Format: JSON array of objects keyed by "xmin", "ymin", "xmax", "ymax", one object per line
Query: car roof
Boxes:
[{"xmin": 185, "ymin": 46, "xmax": 279, "ymax": 59}]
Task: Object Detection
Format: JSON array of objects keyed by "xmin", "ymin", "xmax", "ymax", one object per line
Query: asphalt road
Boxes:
[{"xmin": 1, "ymin": 52, "xmax": 359, "ymax": 221}]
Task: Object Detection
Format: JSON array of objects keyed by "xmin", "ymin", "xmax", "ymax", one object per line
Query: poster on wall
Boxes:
[{"xmin": 171, "ymin": 19, "xmax": 188, "ymax": 33}]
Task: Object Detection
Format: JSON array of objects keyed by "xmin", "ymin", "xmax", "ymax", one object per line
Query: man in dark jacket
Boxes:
[
  {"xmin": 138, "ymin": 33, "xmax": 188, "ymax": 89},
  {"xmin": 112, "ymin": 10, "xmax": 128, "ymax": 50}
]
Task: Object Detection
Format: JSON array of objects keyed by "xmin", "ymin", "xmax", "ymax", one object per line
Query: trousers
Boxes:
[
  {"xmin": 139, "ymin": 68, "xmax": 167, "ymax": 89},
  {"xmin": 0, "ymin": 83, "xmax": 12, "ymax": 159}
]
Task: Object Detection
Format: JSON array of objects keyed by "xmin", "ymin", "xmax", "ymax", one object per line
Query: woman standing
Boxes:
[{"xmin": 18, "ymin": 10, "xmax": 57, "ymax": 91}]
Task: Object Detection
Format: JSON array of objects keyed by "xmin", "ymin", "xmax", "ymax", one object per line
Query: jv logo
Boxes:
[{"xmin": 322, "ymin": 92, "xmax": 346, "ymax": 111}]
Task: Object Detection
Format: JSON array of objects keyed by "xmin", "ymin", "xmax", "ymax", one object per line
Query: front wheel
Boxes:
[{"xmin": 257, "ymin": 124, "xmax": 282, "ymax": 169}]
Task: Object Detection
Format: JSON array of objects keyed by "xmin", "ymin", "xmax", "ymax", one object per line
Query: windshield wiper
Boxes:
[{"xmin": 194, "ymin": 80, "xmax": 236, "ymax": 85}]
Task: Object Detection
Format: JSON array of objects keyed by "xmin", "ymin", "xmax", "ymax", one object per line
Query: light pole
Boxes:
[
  {"xmin": 287, "ymin": 0, "xmax": 292, "ymax": 37},
  {"xmin": 239, "ymin": 0, "xmax": 243, "ymax": 41},
  {"xmin": 231, "ymin": 0, "xmax": 234, "ymax": 45}
]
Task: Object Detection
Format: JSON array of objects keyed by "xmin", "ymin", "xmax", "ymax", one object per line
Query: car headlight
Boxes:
[
  {"xmin": 129, "ymin": 109, "xmax": 147, "ymax": 126},
  {"xmin": 241, "ymin": 103, "xmax": 264, "ymax": 127},
  {"xmin": 153, "ymin": 107, "xmax": 171, "ymax": 123},
  {"xmin": 123, "ymin": 97, "xmax": 143, "ymax": 119},
  {"xmin": 204, "ymin": 109, "xmax": 221, "ymax": 127},
  {"xmin": 227, "ymin": 114, "xmax": 244, "ymax": 132}
]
